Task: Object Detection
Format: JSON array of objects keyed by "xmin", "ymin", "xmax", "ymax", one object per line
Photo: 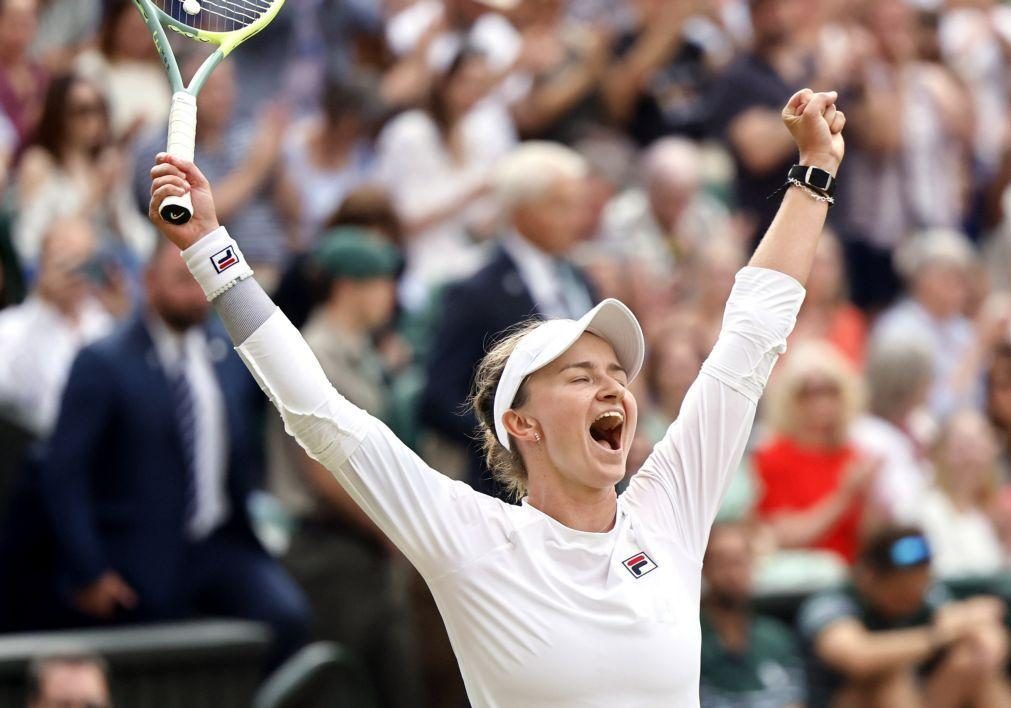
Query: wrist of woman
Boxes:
[{"xmin": 798, "ymin": 152, "xmax": 840, "ymax": 177}]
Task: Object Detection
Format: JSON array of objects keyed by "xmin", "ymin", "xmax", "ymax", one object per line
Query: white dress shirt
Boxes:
[
  {"xmin": 0, "ymin": 296, "xmax": 113, "ymax": 436},
  {"xmin": 501, "ymin": 231, "xmax": 593, "ymax": 320},
  {"xmin": 146, "ymin": 316, "xmax": 230, "ymax": 540},
  {"xmin": 232, "ymin": 266, "xmax": 804, "ymax": 707}
]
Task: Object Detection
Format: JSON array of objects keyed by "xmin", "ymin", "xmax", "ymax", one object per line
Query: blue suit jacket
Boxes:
[
  {"xmin": 40, "ymin": 312, "xmax": 264, "ymax": 610},
  {"xmin": 419, "ymin": 245, "xmax": 596, "ymax": 496}
]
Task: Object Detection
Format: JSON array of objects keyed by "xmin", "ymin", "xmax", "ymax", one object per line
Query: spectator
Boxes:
[
  {"xmin": 0, "ymin": 0, "xmax": 46, "ymax": 151},
  {"xmin": 851, "ymin": 338, "xmax": 935, "ymax": 523},
  {"xmin": 267, "ymin": 230, "xmax": 421, "ymax": 707},
  {"xmin": 272, "ymin": 185, "xmax": 404, "ymax": 332},
  {"xmin": 29, "ymin": 0, "xmax": 100, "ymax": 72},
  {"xmin": 378, "ymin": 46, "xmax": 516, "ymax": 310},
  {"xmin": 700, "ymin": 522, "xmax": 804, "ymax": 708},
  {"xmin": 14, "ymin": 73, "xmax": 154, "ymax": 267},
  {"xmin": 39, "ymin": 242, "xmax": 309, "ymax": 670},
  {"xmin": 918, "ymin": 410, "xmax": 1006, "ymax": 579},
  {"xmin": 133, "ymin": 57, "xmax": 290, "ymax": 285},
  {"xmin": 684, "ymin": 234, "xmax": 746, "ymax": 353},
  {"xmin": 605, "ymin": 0, "xmax": 733, "ymax": 144},
  {"xmin": 0, "ymin": 217, "xmax": 122, "ymax": 438},
  {"xmin": 26, "ymin": 652, "xmax": 110, "ymax": 708},
  {"xmin": 753, "ymin": 342, "xmax": 871, "ymax": 564},
  {"xmin": 600, "ymin": 137, "xmax": 733, "ymax": 278},
  {"xmin": 987, "ymin": 342, "xmax": 1011, "ymax": 472},
  {"xmin": 839, "ymin": 0, "xmax": 972, "ymax": 310},
  {"xmin": 872, "ymin": 228, "xmax": 984, "ymax": 420},
  {"xmin": 708, "ymin": 0, "xmax": 810, "ymax": 244},
  {"xmin": 420, "ymin": 141, "xmax": 596, "ymax": 497},
  {"xmin": 75, "ymin": 0, "xmax": 171, "ymax": 141},
  {"xmin": 797, "ymin": 525, "xmax": 1011, "ymax": 707},
  {"xmin": 280, "ymin": 73, "xmax": 383, "ymax": 249},
  {"xmin": 640, "ymin": 323, "xmax": 703, "ymax": 445},
  {"xmin": 788, "ymin": 231, "xmax": 866, "ymax": 368},
  {"xmin": 383, "ymin": 0, "xmax": 522, "ymax": 109},
  {"xmin": 507, "ymin": 0, "xmax": 611, "ymax": 143}
]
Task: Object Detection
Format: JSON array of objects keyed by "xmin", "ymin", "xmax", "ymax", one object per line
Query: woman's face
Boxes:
[
  {"xmin": 794, "ymin": 375, "xmax": 844, "ymax": 436},
  {"xmin": 65, "ymin": 82, "xmax": 107, "ymax": 150},
  {"xmin": 518, "ymin": 333, "xmax": 639, "ymax": 491}
]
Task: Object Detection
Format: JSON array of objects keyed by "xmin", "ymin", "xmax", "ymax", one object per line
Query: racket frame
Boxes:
[{"xmin": 132, "ymin": 0, "xmax": 284, "ymax": 224}]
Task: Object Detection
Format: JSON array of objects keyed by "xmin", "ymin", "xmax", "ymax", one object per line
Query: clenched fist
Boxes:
[{"xmin": 782, "ymin": 89, "xmax": 846, "ymax": 177}]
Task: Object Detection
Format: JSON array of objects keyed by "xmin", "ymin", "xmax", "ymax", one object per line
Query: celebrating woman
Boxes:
[{"xmin": 148, "ymin": 89, "xmax": 844, "ymax": 706}]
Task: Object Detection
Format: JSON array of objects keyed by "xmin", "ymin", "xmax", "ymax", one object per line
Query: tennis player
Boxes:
[{"xmin": 149, "ymin": 88, "xmax": 844, "ymax": 706}]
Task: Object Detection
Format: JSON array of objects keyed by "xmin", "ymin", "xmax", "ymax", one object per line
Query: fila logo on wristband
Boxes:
[
  {"xmin": 211, "ymin": 246, "xmax": 239, "ymax": 273},
  {"xmin": 622, "ymin": 551, "xmax": 658, "ymax": 579}
]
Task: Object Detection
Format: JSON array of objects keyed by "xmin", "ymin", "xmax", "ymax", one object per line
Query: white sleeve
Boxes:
[
  {"xmin": 236, "ymin": 310, "xmax": 512, "ymax": 581},
  {"xmin": 623, "ymin": 267, "xmax": 805, "ymax": 562}
]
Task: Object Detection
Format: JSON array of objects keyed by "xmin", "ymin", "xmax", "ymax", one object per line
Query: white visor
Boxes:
[{"xmin": 493, "ymin": 298, "xmax": 645, "ymax": 450}]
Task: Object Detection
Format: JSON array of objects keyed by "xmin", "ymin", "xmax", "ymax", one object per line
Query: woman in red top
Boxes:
[{"xmin": 753, "ymin": 341, "xmax": 873, "ymax": 563}]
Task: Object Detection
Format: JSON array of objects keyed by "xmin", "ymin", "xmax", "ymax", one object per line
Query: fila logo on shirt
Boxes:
[
  {"xmin": 211, "ymin": 246, "xmax": 239, "ymax": 274},
  {"xmin": 622, "ymin": 551, "xmax": 658, "ymax": 579}
]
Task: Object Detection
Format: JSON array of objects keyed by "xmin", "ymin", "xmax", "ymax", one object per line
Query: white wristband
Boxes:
[{"xmin": 181, "ymin": 226, "xmax": 254, "ymax": 301}]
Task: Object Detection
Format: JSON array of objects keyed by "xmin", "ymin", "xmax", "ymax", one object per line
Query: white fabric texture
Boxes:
[
  {"xmin": 233, "ymin": 265, "xmax": 805, "ymax": 707},
  {"xmin": 0, "ymin": 297, "xmax": 113, "ymax": 436},
  {"xmin": 917, "ymin": 487, "xmax": 1004, "ymax": 579}
]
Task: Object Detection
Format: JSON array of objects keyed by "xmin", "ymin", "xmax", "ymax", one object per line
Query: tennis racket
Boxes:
[{"xmin": 133, "ymin": 0, "xmax": 285, "ymax": 225}]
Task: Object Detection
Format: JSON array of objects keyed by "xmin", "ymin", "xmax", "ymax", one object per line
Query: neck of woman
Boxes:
[{"xmin": 527, "ymin": 473, "xmax": 618, "ymax": 533}]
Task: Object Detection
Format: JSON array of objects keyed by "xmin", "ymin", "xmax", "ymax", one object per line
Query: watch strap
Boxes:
[{"xmin": 788, "ymin": 164, "xmax": 836, "ymax": 198}]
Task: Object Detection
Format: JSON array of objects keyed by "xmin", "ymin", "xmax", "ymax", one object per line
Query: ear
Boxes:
[{"xmin": 502, "ymin": 408, "xmax": 540, "ymax": 446}]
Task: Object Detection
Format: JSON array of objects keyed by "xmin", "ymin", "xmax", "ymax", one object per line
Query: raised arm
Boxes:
[
  {"xmin": 147, "ymin": 157, "xmax": 509, "ymax": 580},
  {"xmin": 622, "ymin": 90, "xmax": 844, "ymax": 560},
  {"xmin": 749, "ymin": 89, "xmax": 845, "ymax": 284}
]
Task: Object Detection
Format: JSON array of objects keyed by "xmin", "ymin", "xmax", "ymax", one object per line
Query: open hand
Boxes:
[
  {"xmin": 782, "ymin": 89, "xmax": 846, "ymax": 176},
  {"xmin": 149, "ymin": 154, "xmax": 221, "ymax": 250}
]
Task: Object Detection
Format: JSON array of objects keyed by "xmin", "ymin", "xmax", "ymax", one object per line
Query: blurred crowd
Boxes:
[{"xmin": 5, "ymin": 0, "xmax": 1011, "ymax": 706}]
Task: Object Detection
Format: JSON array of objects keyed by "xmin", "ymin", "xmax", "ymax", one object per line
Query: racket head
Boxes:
[{"xmin": 146, "ymin": 0, "xmax": 285, "ymax": 56}]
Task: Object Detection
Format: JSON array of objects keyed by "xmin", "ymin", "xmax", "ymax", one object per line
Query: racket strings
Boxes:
[{"xmin": 155, "ymin": 0, "xmax": 276, "ymax": 33}]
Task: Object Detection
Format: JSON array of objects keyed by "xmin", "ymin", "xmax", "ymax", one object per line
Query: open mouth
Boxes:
[{"xmin": 589, "ymin": 411, "xmax": 624, "ymax": 452}]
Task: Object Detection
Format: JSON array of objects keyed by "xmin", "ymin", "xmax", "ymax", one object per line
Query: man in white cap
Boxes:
[{"xmin": 147, "ymin": 87, "xmax": 844, "ymax": 707}]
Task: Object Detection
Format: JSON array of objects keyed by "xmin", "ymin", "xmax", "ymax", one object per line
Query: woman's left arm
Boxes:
[{"xmin": 623, "ymin": 90, "xmax": 845, "ymax": 560}]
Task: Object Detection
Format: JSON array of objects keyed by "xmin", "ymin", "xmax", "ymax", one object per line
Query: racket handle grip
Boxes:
[{"xmin": 160, "ymin": 91, "xmax": 198, "ymax": 225}]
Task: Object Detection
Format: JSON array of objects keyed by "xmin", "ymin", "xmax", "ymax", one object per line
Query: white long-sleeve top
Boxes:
[{"xmin": 234, "ymin": 266, "xmax": 804, "ymax": 707}]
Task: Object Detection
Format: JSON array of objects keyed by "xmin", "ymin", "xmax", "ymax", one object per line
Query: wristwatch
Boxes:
[{"xmin": 788, "ymin": 165, "xmax": 836, "ymax": 198}]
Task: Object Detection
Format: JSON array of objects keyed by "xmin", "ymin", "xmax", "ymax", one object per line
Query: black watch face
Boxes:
[{"xmin": 808, "ymin": 169, "xmax": 832, "ymax": 191}]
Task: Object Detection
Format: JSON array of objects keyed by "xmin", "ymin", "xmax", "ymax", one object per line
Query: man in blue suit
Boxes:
[
  {"xmin": 40, "ymin": 242, "xmax": 309, "ymax": 669},
  {"xmin": 420, "ymin": 143, "xmax": 598, "ymax": 500}
]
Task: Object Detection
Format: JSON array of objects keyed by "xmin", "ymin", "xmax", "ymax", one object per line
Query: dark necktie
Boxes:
[{"xmin": 169, "ymin": 353, "xmax": 198, "ymax": 529}]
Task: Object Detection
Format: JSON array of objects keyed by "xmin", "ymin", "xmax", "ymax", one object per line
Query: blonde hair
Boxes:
[
  {"xmin": 764, "ymin": 341, "xmax": 864, "ymax": 444},
  {"xmin": 469, "ymin": 320, "xmax": 543, "ymax": 500}
]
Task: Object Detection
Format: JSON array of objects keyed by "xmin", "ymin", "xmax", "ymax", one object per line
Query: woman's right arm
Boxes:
[{"xmin": 148, "ymin": 155, "xmax": 508, "ymax": 581}]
